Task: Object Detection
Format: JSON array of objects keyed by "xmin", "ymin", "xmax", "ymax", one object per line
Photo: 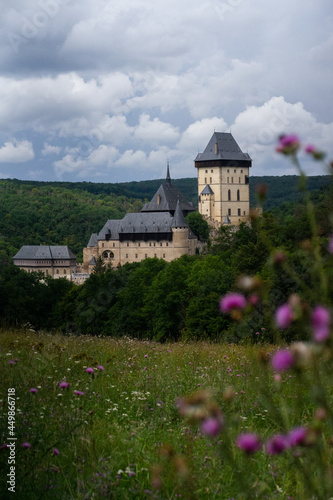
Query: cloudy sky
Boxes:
[{"xmin": 0, "ymin": 0, "xmax": 332, "ymax": 183}]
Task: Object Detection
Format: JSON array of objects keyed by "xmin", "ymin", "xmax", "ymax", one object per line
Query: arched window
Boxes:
[
  {"xmin": 109, "ymin": 252, "xmax": 114, "ymax": 259},
  {"xmin": 56, "ymin": 269, "xmax": 59, "ymax": 274},
  {"xmin": 228, "ymin": 189, "xmax": 231, "ymax": 201},
  {"xmin": 237, "ymin": 189, "xmax": 240, "ymax": 201},
  {"xmin": 103, "ymin": 251, "xmax": 109, "ymax": 259},
  {"xmin": 63, "ymin": 269, "xmax": 67, "ymax": 274}
]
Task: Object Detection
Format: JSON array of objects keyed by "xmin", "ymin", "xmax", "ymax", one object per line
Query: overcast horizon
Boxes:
[{"xmin": 0, "ymin": 0, "xmax": 332, "ymax": 183}]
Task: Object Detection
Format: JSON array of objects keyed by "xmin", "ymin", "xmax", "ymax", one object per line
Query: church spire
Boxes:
[{"xmin": 166, "ymin": 159, "xmax": 171, "ymax": 184}]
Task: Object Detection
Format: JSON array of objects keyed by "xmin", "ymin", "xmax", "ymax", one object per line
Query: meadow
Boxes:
[{"xmin": 1, "ymin": 328, "xmax": 332, "ymax": 499}]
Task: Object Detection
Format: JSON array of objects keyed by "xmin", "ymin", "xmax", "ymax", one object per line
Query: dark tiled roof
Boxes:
[
  {"xmin": 201, "ymin": 184, "xmax": 214, "ymax": 195},
  {"xmin": 141, "ymin": 182, "xmax": 195, "ymax": 214},
  {"xmin": 195, "ymin": 132, "xmax": 251, "ymax": 163},
  {"xmin": 13, "ymin": 246, "xmax": 76, "ymax": 260},
  {"xmin": 87, "ymin": 233, "xmax": 98, "ymax": 247},
  {"xmin": 98, "ymin": 212, "xmax": 175, "ymax": 239},
  {"xmin": 171, "ymin": 201, "xmax": 188, "ymax": 228}
]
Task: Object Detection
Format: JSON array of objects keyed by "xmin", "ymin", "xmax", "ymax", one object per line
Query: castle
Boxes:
[
  {"xmin": 13, "ymin": 132, "xmax": 251, "ymax": 278},
  {"xmin": 195, "ymin": 132, "xmax": 251, "ymax": 226},
  {"xmin": 82, "ymin": 164, "xmax": 198, "ymax": 271}
]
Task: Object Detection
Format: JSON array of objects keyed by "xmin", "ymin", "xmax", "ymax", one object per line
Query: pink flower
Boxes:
[
  {"xmin": 201, "ymin": 417, "xmax": 223, "ymax": 437},
  {"xmin": 276, "ymin": 134, "xmax": 300, "ymax": 155},
  {"xmin": 305, "ymin": 144, "xmax": 326, "ymax": 160},
  {"xmin": 86, "ymin": 367, "xmax": 94, "ymax": 374},
  {"xmin": 275, "ymin": 304, "xmax": 293, "ymax": 329},
  {"xmin": 59, "ymin": 381, "xmax": 70, "ymax": 389},
  {"xmin": 236, "ymin": 433, "xmax": 261, "ymax": 453},
  {"xmin": 305, "ymin": 144, "xmax": 316, "ymax": 153},
  {"xmin": 74, "ymin": 390, "xmax": 84, "ymax": 396},
  {"xmin": 52, "ymin": 448, "xmax": 59, "ymax": 455},
  {"xmin": 265, "ymin": 434, "xmax": 289, "ymax": 455},
  {"xmin": 312, "ymin": 306, "xmax": 330, "ymax": 342},
  {"xmin": 29, "ymin": 388, "xmax": 38, "ymax": 394},
  {"xmin": 22, "ymin": 442, "xmax": 31, "ymax": 449},
  {"xmin": 97, "ymin": 365, "xmax": 104, "ymax": 371},
  {"xmin": 271, "ymin": 350, "xmax": 294, "ymax": 371},
  {"xmin": 287, "ymin": 427, "xmax": 307, "ymax": 447},
  {"xmin": 220, "ymin": 293, "xmax": 246, "ymax": 313}
]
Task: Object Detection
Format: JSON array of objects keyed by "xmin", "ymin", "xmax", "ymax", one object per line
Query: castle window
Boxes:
[
  {"xmin": 102, "ymin": 243, "xmax": 104, "ymax": 248},
  {"xmin": 228, "ymin": 189, "xmax": 231, "ymax": 201},
  {"xmin": 228, "ymin": 209, "xmax": 231, "ymax": 216},
  {"xmin": 154, "ymin": 254, "xmax": 157, "ymax": 257},
  {"xmin": 126, "ymin": 254, "xmax": 128, "ymax": 259},
  {"xmin": 149, "ymin": 242, "xmax": 152, "ymax": 246},
  {"xmin": 163, "ymin": 254, "xmax": 165, "ymax": 258},
  {"xmin": 103, "ymin": 251, "xmax": 108, "ymax": 258},
  {"xmin": 231, "ymin": 177, "xmax": 233, "ymax": 183},
  {"xmin": 127, "ymin": 242, "xmax": 129, "ymax": 247},
  {"xmin": 237, "ymin": 189, "xmax": 240, "ymax": 201},
  {"xmin": 227, "ymin": 169, "xmax": 229, "ymax": 173},
  {"xmin": 46, "ymin": 269, "xmax": 48, "ymax": 275},
  {"xmin": 145, "ymin": 254, "xmax": 147, "ymax": 258},
  {"xmin": 238, "ymin": 208, "xmax": 241, "ymax": 216},
  {"xmin": 239, "ymin": 177, "xmax": 241, "ymax": 183},
  {"xmin": 205, "ymin": 169, "xmax": 208, "ymax": 173},
  {"xmin": 110, "ymin": 252, "xmax": 114, "ymax": 258},
  {"xmin": 160, "ymin": 242, "xmax": 162, "ymax": 246},
  {"xmin": 64, "ymin": 269, "xmax": 67, "ymax": 274},
  {"xmin": 138, "ymin": 242, "xmax": 140, "ymax": 247},
  {"xmin": 56, "ymin": 269, "xmax": 59, "ymax": 274},
  {"xmin": 135, "ymin": 254, "xmax": 138, "ymax": 259},
  {"xmin": 210, "ymin": 177, "xmax": 212, "ymax": 183},
  {"xmin": 153, "ymin": 242, "xmax": 156, "ymax": 247},
  {"xmin": 227, "ymin": 177, "xmax": 229, "ymax": 183},
  {"xmin": 166, "ymin": 242, "xmax": 168, "ymax": 246},
  {"xmin": 211, "ymin": 169, "xmax": 213, "ymax": 173},
  {"xmin": 241, "ymin": 170, "xmax": 243, "ymax": 173},
  {"xmin": 234, "ymin": 169, "xmax": 236, "ymax": 173},
  {"xmin": 113, "ymin": 243, "xmax": 115, "ymax": 247},
  {"xmin": 205, "ymin": 177, "xmax": 207, "ymax": 184}
]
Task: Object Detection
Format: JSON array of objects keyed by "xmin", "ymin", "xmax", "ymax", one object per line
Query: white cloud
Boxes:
[
  {"xmin": 133, "ymin": 114, "xmax": 180, "ymax": 145},
  {"xmin": 42, "ymin": 143, "xmax": 62, "ymax": 155},
  {"xmin": 0, "ymin": 139, "xmax": 34, "ymax": 163}
]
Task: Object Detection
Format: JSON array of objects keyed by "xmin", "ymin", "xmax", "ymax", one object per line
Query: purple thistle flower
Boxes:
[
  {"xmin": 312, "ymin": 306, "xmax": 330, "ymax": 342},
  {"xmin": 59, "ymin": 381, "xmax": 70, "ymax": 389},
  {"xmin": 275, "ymin": 304, "xmax": 293, "ymax": 329},
  {"xmin": 86, "ymin": 367, "xmax": 94, "ymax": 374},
  {"xmin": 97, "ymin": 365, "xmax": 104, "ymax": 371},
  {"xmin": 271, "ymin": 350, "xmax": 294, "ymax": 371},
  {"xmin": 276, "ymin": 134, "xmax": 300, "ymax": 155},
  {"xmin": 236, "ymin": 433, "xmax": 261, "ymax": 453},
  {"xmin": 52, "ymin": 448, "xmax": 59, "ymax": 455},
  {"xmin": 201, "ymin": 417, "xmax": 223, "ymax": 437},
  {"xmin": 265, "ymin": 434, "xmax": 289, "ymax": 455},
  {"xmin": 305, "ymin": 144, "xmax": 316, "ymax": 154},
  {"xmin": 74, "ymin": 390, "xmax": 84, "ymax": 396},
  {"xmin": 220, "ymin": 293, "xmax": 246, "ymax": 313},
  {"xmin": 22, "ymin": 442, "xmax": 31, "ymax": 449},
  {"xmin": 29, "ymin": 388, "xmax": 38, "ymax": 394},
  {"xmin": 287, "ymin": 427, "xmax": 307, "ymax": 447}
]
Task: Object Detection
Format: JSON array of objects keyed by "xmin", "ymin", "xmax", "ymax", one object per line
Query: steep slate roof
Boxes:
[
  {"xmin": 98, "ymin": 212, "xmax": 175, "ymax": 239},
  {"xmin": 195, "ymin": 132, "xmax": 251, "ymax": 163},
  {"xmin": 171, "ymin": 200, "xmax": 188, "ymax": 228},
  {"xmin": 87, "ymin": 233, "xmax": 98, "ymax": 247},
  {"xmin": 201, "ymin": 184, "xmax": 214, "ymax": 195},
  {"xmin": 13, "ymin": 246, "xmax": 76, "ymax": 260},
  {"xmin": 141, "ymin": 168, "xmax": 195, "ymax": 215}
]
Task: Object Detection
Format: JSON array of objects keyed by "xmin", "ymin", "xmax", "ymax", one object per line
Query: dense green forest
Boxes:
[
  {"xmin": 0, "ymin": 174, "xmax": 332, "ymax": 342},
  {"xmin": 0, "ymin": 175, "xmax": 329, "ymax": 263}
]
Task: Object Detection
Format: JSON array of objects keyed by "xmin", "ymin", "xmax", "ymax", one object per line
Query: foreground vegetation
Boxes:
[{"xmin": 1, "ymin": 330, "xmax": 332, "ymax": 499}]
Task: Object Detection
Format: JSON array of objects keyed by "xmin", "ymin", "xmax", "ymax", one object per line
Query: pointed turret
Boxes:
[
  {"xmin": 166, "ymin": 160, "xmax": 171, "ymax": 184},
  {"xmin": 172, "ymin": 200, "xmax": 188, "ymax": 228}
]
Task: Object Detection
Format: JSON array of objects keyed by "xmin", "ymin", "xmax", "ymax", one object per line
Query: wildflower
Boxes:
[
  {"xmin": 271, "ymin": 350, "xmax": 294, "ymax": 371},
  {"xmin": 52, "ymin": 448, "xmax": 60, "ymax": 455},
  {"xmin": 312, "ymin": 306, "xmax": 330, "ymax": 342},
  {"xmin": 201, "ymin": 416, "xmax": 224, "ymax": 437},
  {"xmin": 97, "ymin": 365, "xmax": 104, "ymax": 371},
  {"xmin": 305, "ymin": 144, "xmax": 326, "ymax": 160},
  {"xmin": 86, "ymin": 367, "xmax": 94, "ymax": 374},
  {"xmin": 275, "ymin": 304, "xmax": 293, "ymax": 329},
  {"xmin": 59, "ymin": 381, "xmax": 70, "ymax": 389},
  {"xmin": 22, "ymin": 442, "xmax": 31, "ymax": 449},
  {"xmin": 236, "ymin": 433, "xmax": 261, "ymax": 453},
  {"xmin": 287, "ymin": 427, "xmax": 307, "ymax": 447},
  {"xmin": 29, "ymin": 388, "xmax": 38, "ymax": 394},
  {"xmin": 74, "ymin": 390, "xmax": 84, "ymax": 396},
  {"xmin": 265, "ymin": 434, "xmax": 289, "ymax": 455},
  {"xmin": 220, "ymin": 293, "xmax": 246, "ymax": 313},
  {"xmin": 276, "ymin": 134, "xmax": 300, "ymax": 155}
]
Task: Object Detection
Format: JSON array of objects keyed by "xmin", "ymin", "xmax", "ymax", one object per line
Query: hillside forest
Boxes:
[{"xmin": 0, "ymin": 175, "xmax": 332, "ymax": 343}]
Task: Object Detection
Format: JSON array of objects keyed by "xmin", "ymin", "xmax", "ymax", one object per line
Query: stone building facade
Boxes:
[
  {"xmin": 195, "ymin": 132, "xmax": 251, "ymax": 226},
  {"xmin": 13, "ymin": 245, "xmax": 77, "ymax": 279},
  {"xmin": 82, "ymin": 168, "xmax": 198, "ymax": 271}
]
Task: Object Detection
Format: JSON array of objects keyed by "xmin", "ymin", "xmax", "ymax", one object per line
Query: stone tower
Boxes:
[{"xmin": 195, "ymin": 132, "xmax": 251, "ymax": 226}]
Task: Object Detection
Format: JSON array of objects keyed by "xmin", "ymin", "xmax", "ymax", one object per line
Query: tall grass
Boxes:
[{"xmin": 1, "ymin": 329, "xmax": 332, "ymax": 499}]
